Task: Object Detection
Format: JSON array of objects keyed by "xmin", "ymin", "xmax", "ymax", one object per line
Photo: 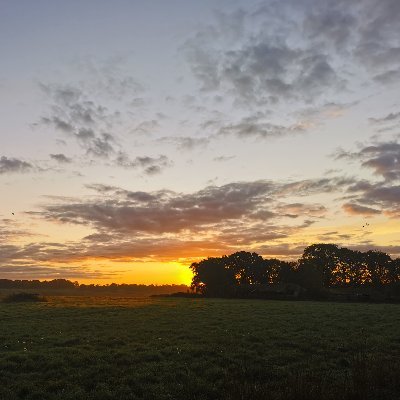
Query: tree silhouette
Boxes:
[
  {"xmin": 189, "ymin": 244, "xmax": 400, "ymax": 298},
  {"xmin": 190, "ymin": 256, "xmax": 236, "ymax": 296},
  {"xmin": 299, "ymin": 244, "xmax": 340, "ymax": 287}
]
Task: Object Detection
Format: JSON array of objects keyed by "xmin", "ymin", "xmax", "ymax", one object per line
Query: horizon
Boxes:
[
  {"xmin": 1, "ymin": 242, "xmax": 398, "ymax": 286},
  {"xmin": 1, "ymin": 0, "xmax": 399, "ymax": 285}
]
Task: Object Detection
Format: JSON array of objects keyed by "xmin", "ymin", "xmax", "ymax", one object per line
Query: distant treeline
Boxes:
[
  {"xmin": 190, "ymin": 244, "xmax": 400, "ymax": 298},
  {"xmin": 0, "ymin": 279, "xmax": 188, "ymax": 296}
]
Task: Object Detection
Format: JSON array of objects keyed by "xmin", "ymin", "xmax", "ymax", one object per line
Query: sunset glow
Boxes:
[{"xmin": 1, "ymin": 0, "xmax": 399, "ymax": 284}]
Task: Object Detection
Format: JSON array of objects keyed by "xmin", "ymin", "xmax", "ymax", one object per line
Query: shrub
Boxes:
[{"xmin": 2, "ymin": 292, "xmax": 47, "ymax": 303}]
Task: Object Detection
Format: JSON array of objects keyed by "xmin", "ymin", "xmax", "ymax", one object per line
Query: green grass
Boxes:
[{"xmin": 0, "ymin": 297, "xmax": 399, "ymax": 399}]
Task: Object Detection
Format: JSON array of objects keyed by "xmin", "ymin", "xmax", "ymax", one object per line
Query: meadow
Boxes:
[{"xmin": 0, "ymin": 296, "xmax": 399, "ymax": 399}]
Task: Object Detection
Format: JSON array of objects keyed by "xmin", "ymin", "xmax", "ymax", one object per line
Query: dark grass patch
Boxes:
[
  {"xmin": 0, "ymin": 298, "xmax": 399, "ymax": 399},
  {"xmin": 2, "ymin": 292, "xmax": 48, "ymax": 303}
]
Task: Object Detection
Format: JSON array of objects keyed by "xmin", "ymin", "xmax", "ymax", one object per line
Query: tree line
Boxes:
[
  {"xmin": 190, "ymin": 244, "xmax": 400, "ymax": 297},
  {"xmin": 0, "ymin": 279, "xmax": 188, "ymax": 296}
]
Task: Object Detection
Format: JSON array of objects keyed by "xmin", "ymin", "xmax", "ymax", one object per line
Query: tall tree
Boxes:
[{"xmin": 299, "ymin": 244, "xmax": 341, "ymax": 287}]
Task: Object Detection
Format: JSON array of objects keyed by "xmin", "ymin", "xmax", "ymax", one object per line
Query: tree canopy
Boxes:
[{"xmin": 190, "ymin": 244, "xmax": 400, "ymax": 297}]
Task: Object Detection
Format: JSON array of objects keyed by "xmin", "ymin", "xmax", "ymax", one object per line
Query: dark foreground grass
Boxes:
[{"xmin": 0, "ymin": 297, "xmax": 399, "ymax": 400}]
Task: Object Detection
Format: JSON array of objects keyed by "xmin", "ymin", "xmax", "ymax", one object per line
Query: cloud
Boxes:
[
  {"xmin": 278, "ymin": 177, "xmax": 355, "ymax": 197},
  {"xmin": 159, "ymin": 136, "xmax": 210, "ymax": 150},
  {"xmin": 3, "ymin": 171, "xmax": 396, "ymax": 270},
  {"xmin": 38, "ymin": 181, "xmax": 275, "ymax": 235},
  {"xmin": 342, "ymin": 203, "xmax": 381, "ymax": 216},
  {"xmin": 37, "ymin": 67, "xmax": 172, "ymax": 175},
  {"xmin": 218, "ymin": 114, "xmax": 309, "ymax": 139},
  {"xmin": 50, "ymin": 153, "xmax": 72, "ymax": 163},
  {"xmin": 213, "ymin": 155, "xmax": 236, "ymax": 162},
  {"xmin": 184, "ymin": 3, "xmax": 349, "ymax": 107},
  {"xmin": 346, "ymin": 181, "xmax": 400, "ymax": 217},
  {"xmin": 75, "ymin": 128, "xmax": 96, "ymax": 141},
  {"xmin": 0, "ymin": 222, "xmax": 34, "ymax": 242},
  {"xmin": 41, "ymin": 116, "xmax": 74, "ymax": 133},
  {"xmin": 277, "ymin": 203, "xmax": 327, "ymax": 218},
  {"xmin": 0, "ymin": 252, "xmax": 118, "ymax": 280},
  {"xmin": 39, "ymin": 83, "xmax": 110, "ymax": 126},
  {"xmin": 35, "ymin": 177, "xmax": 346, "ymax": 238},
  {"xmin": 347, "ymin": 243, "xmax": 400, "ymax": 259},
  {"xmin": 0, "ymin": 156, "xmax": 33, "ymax": 174},
  {"xmin": 87, "ymin": 133, "xmax": 115, "ymax": 158},
  {"xmin": 338, "ymin": 141, "xmax": 400, "ymax": 182},
  {"xmin": 130, "ymin": 120, "xmax": 159, "ymax": 135},
  {"xmin": 39, "ymin": 82, "xmax": 121, "ymax": 158},
  {"xmin": 361, "ymin": 145, "xmax": 400, "ymax": 182},
  {"xmin": 183, "ymin": 0, "xmax": 400, "ymax": 131},
  {"xmin": 369, "ymin": 111, "xmax": 400, "ymax": 124},
  {"xmin": 373, "ymin": 68, "xmax": 400, "ymax": 84},
  {"xmin": 115, "ymin": 153, "xmax": 172, "ymax": 175},
  {"xmin": 188, "ymin": 38, "xmax": 343, "ymax": 105}
]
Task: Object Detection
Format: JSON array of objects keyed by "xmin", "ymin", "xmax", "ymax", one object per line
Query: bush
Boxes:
[{"xmin": 2, "ymin": 292, "xmax": 47, "ymax": 303}]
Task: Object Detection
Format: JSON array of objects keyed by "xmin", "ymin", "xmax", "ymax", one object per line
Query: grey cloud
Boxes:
[
  {"xmin": 317, "ymin": 231, "xmax": 353, "ymax": 242},
  {"xmin": 135, "ymin": 156, "xmax": 168, "ymax": 168},
  {"xmin": 130, "ymin": 120, "xmax": 159, "ymax": 135},
  {"xmin": 35, "ymin": 181, "xmax": 278, "ymax": 235},
  {"xmin": 39, "ymin": 83, "xmax": 81, "ymax": 105},
  {"xmin": 176, "ymin": 137, "xmax": 209, "ymax": 150},
  {"xmin": 255, "ymin": 243, "xmax": 307, "ymax": 259},
  {"xmin": 302, "ymin": 6, "xmax": 357, "ymax": 51},
  {"xmin": 345, "ymin": 182, "xmax": 400, "ymax": 217},
  {"xmin": 87, "ymin": 133, "xmax": 115, "ymax": 158},
  {"xmin": 277, "ymin": 203, "xmax": 327, "ymax": 218},
  {"xmin": 342, "ymin": 203, "xmax": 381, "ymax": 216},
  {"xmin": 184, "ymin": 6, "xmax": 345, "ymax": 106},
  {"xmin": 75, "ymin": 128, "xmax": 96, "ymax": 141},
  {"xmin": 363, "ymin": 186, "xmax": 400, "ymax": 204},
  {"xmin": 116, "ymin": 153, "xmax": 172, "ymax": 175},
  {"xmin": 373, "ymin": 68, "xmax": 400, "ymax": 84},
  {"xmin": 41, "ymin": 83, "xmax": 108, "ymax": 127},
  {"xmin": 0, "ymin": 231, "xmax": 232, "ymax": 266},
  {"xmin": 0, "ymin": 156, "xmax": 33, "ymax": 174},
  {"xmin": 143, "ymin": 165, "xmax": 161, "ymax": 175},
  {"xmin": 50, "ymin": 154, "xmax": 72, "ymax": 163},
  {"xmin": 41, "ymin": 116, "xmax": 74, "ymax": 133},
  {"xmin": 362, "ymin": 152, "xmax": 400, "ymax": 182},
  {"xmin": 222, "ymin": 42, "xmax": 342, "ymax": 104},
  {"xmin": 85, "ymin": 184, "xmax": 167, "ymax": 202},
  {"xmin": 278, "ymin": 177, "xmax": 355, "ymax": 196},
  {"xmin": 0, "ymin": 223, "xmax": 34, "ymax": 242},
  {"xmin": 338, "ymin": 141, "xmax": 400, "ymax": 181},
  {"xmin": 84, "ymin": 183, "xmax": 120, "ymax": 194},
  {"xmin": 125, "ymin": 191, "xmax": 159, "ymax": 202},
  {"xmin": 348, "ymin": 243, "xmax": 400, "ymax": 259},
  {"xmin": 159, "ymin": 136, "xmax": 210, "ymax": 150},
  {"xmin": 218, "ymin": 226, "xmax": 288, "ymax": 246},
  {"xmin": 185, "ymin": 0, "xmax": 400, "ymax": 113},
  {"xmin": 218, "ymin": 115, "xmax": 307, "ymax": 139},
  {"xmin": 0, "ymin": 247, "xmax": 118, "ymax": 279},
  {"xmin": 39, "ymin": 82, "xmax": 121, "ymax": 159},
  {"xmin": 3, "ymin": 174, "xmax": 379, "ymax": 266},
  {"xmin": 369, "ymin": 111, "xmax": 400, "ymax": 124},
  {"xmin": 37, "ymin": 177, "xmax": 347, "ymax": 236},
  {"xmin": 213, "ymin": 155, "xmax": 236, "ymax": 162}
]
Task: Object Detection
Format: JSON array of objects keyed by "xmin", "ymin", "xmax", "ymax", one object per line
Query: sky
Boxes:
[{"xmin": 0, "ymin": 0, "xmax": 399, "ymax": 284}]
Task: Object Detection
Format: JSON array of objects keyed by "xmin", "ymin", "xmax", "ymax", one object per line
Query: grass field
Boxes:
[{"xmin": 1, "ymin": 297, "xmax": 399, "ymax": 399}]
